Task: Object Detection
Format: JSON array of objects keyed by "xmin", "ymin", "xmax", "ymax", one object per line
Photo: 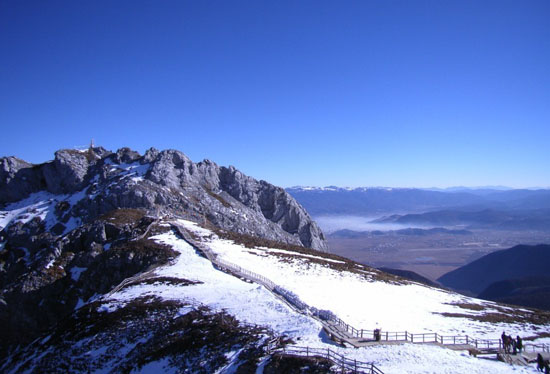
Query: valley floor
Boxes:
[{"xmin": 327, "ymin": 228, "xmax": 550, "ymax": 281}]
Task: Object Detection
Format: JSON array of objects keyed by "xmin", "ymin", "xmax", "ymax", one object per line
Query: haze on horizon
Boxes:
[{"xmin": 1, "ymin": 1, "xmax": 549, "ymax": 189}]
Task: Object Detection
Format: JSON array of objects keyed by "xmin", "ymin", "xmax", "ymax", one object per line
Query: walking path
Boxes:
[
  {"xmin": 170, "ymin": 221, "xmax": 549, "ymax": 369},
  {"xmin": 171, "ymin": 223, "xmax": 382, "ymax": 373}
]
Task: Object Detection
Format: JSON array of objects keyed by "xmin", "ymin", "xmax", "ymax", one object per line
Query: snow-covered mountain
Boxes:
[{"xmin": 1, "ymin": 148, "xmax": 549, "ymax": 373}]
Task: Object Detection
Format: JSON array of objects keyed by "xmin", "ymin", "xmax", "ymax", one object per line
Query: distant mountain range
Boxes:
[
  {"xmin": 286, "ymin": 186, "xmax": 550, "ymax": 216},
  {"xmin": 373, "ymin": 209, "xmax": 550, "ymax": 231},
  {"xmin": 438, "ymin": 244, "xmax": 550, "ymax": 310},
  {"xmin": 329, "ymin": 227, "xmax": 472, "ymax": 238}
]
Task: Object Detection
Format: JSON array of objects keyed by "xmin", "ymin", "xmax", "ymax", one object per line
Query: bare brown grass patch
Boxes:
[{"xmin": 99, "ymin": 208, "xmax": 146, "ymax": 226}]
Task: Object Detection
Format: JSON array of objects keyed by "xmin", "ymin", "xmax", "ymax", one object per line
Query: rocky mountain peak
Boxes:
[{"xmin": 0, "ymin": 146, "xmax": 327, "ymax": 251}]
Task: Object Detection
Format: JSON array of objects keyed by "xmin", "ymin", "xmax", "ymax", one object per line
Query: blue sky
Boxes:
[{"xmin": 1, "ymin": 1, "xmax": 549, "ymax": 188}]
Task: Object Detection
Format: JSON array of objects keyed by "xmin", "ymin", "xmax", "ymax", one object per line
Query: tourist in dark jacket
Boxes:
[
  {"xmin": 516, "ymin": 336, "xmax": 523, "ymax": 353},
  {"xmin": 374, "ymin": 328, "xmax": 381, "ymax": 341},
  {"xmin": 501, "ymin": 332, "xmax": 508, "ymax": 353},
  {"xmin": 538, "ymin": 353, "xmax": 545, "ymax": 372}
]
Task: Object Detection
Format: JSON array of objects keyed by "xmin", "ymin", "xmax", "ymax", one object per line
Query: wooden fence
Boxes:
[
  {"xmin": 274, "ymin": 345, "xmax": 384, "ymax": 374},
  {"xmin": 330, "ymin": 315, "xmax": 550, "ymax": 353},
  {"xmin": 523, "ymin": 343, "xmax": 550, "ymax": 353},
  {"xmin": 216, "ymin": 258, "xmax": 277, "ymax": 291}
]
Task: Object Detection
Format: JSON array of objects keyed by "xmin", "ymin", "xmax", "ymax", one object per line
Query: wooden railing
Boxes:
[
  {"xmin": 523, "ymin": 343, "xmax": 550, "ymax": 353},
  {"xmin": 275, "ymin": 346, "xmax": 384, "ymax": 374},
  {"xmin": 216, "ymin": 258, "xmax": 276, "ymax": 291},
  {"xmin": 329, "ymin": 316, "xmax": 550, "ymax": 353}
]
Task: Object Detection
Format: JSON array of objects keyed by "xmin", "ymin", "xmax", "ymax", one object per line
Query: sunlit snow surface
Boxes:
[
  {"xmin": 180, "ymin": 220, "xmax": 542, "ymax": 340},
  {"xmin": 0, "ymin": 190, "xmax": 84, "ymax": 234},
  {"xmin": 104, "ymin": 220, "xmax": 547, "ymax": 373}
]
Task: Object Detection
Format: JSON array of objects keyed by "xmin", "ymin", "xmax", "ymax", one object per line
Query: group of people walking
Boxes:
[
  {"xmin": 501, "ymin": 332, "xmax": 522, "ymax": 354},
  {"xmin": 502, "ymin": 331, "xmax": 549, "ymax": 372}
]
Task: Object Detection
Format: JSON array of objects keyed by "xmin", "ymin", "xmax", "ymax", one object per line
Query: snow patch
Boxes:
[
  {"xmin": 131, "ymin": 358, "xmax": 176, "ymax": 374},
  {"xmin": 70, "ymin": 267, "xmax": 87, "ymax": 281},
  {"xmin": 0, "ymin": 188, "xmax": 90, "ymax": 234},
  {"xmin": 97, "ymin": 302, "xmax": 122, "ymax": 313}
]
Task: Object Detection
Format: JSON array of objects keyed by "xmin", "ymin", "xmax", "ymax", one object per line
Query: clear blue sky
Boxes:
[{"xmin": 1, "ymin": 1, "xmax": 549, "ymax": 188}]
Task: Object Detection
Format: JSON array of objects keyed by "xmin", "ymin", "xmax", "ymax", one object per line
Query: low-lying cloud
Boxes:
[{"xmin": 314, "ymin": 215, "xmax": 430, "ymax": 234}]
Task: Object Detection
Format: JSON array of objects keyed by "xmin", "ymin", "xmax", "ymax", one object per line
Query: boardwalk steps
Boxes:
[
  {"xmin": 497, "ymin": 353, "xmax": 530, "ymax": 366},
  {"xmin": 272, "ymin": 345, "xmax": 385, "ymax": 374}
]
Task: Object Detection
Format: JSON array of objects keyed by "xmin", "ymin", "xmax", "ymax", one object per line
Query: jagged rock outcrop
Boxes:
[
  {"xmin": 0, "ymin": 208, "xmax": 183, "ymax": 352},
  {"xmin": 0, "ymin": 156, "xmax": 43, "ymax": 203},
  {"xmin": 0, "ymin": 146, "xmax": 327, "ymax": 251}
]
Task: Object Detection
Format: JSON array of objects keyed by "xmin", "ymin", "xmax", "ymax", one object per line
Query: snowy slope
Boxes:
[
  {"xmin": 180, "ymin": 220, "xmax": 548, "ymax": 341},
  {"xmin": 100, "ymin": 220, "xmax": 547, "ymax": 373}
]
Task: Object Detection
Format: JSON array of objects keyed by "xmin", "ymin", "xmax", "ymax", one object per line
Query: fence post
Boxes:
[{"xmin": 306, "ymin": 346, "xmax": 308, "ymax": 357}]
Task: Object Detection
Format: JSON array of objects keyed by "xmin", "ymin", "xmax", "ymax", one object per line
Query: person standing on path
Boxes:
[
  {"xmin": 537, "ymin": 353, "xmax": 545, "ymax": 372},
  {"xmin": 516, "ymin": 336, "xmax": 523, "ymax": 353}
]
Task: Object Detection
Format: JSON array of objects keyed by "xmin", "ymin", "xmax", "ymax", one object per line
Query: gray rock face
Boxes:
[
  {"xmin": 42, "ymin": 150, "xmax": 91, "ymax": 194},
  {"xmin": 0, "ymin": 147, "xmax": 327, "ymax": 251},
  {"xmin": 0, "ymin": 156, "xmax": 42, "ymax": 202}
]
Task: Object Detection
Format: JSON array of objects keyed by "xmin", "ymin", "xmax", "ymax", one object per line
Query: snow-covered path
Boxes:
[
  {"xmin": 103, "ymin": 221, "xmax": 546, "ymax": 373},
  {"xmin": 179, "ymin": 220, "xmax": 549, "ymax": 343}
]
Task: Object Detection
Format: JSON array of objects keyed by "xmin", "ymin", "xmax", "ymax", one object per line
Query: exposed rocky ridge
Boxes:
[
  {"xmin": 1, "ymin": 295, "xmax": 273, "ymax": 374},
  {"xmin": 0, "ymin": 146, "xmax": 327, "ymax": 251},
  {"xmin": 0, "ymin": 209, "xmax": 177, "ymax": 354}
]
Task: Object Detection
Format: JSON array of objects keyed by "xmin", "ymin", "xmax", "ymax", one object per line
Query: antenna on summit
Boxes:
[{"xmin": 89, "ymin": 138, "xmax": 95, "ymax": 149}]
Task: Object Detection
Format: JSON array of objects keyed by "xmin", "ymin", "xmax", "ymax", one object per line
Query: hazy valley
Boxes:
[
  {"xmin": 326, "ymin": 222, "xmax": 550, "ymax": 281},
  {"xmin": 288, "ymin": 187, "xmax": 550, "ymax": 281}
]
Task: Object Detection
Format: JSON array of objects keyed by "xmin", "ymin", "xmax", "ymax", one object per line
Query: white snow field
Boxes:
[{"xmin": 104, "ymin": 220, "xmax": 549, "ymax": 374}]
